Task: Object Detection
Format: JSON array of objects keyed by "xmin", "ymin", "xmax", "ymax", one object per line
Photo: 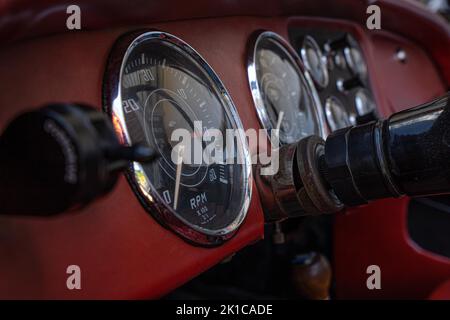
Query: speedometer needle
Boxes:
[
  {"xmin": 276, "ymin": 111, "xmax": 284, "ymax": 132},
  {"xmin": 274, "ymin": 111, "xmax": 284, "ymax": 144},
  {"xmin": 173, "ymin": 145, "xmax": 185, "ymax": 211}
]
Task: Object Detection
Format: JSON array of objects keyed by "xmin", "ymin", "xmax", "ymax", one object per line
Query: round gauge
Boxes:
[
  {"xmin": 354, "ymin": 89, "xmax": 376, "ymax": 115},
  {"xmin": 300, "ymin": 35, "xmax": 329, "ymax": 89},
  {"xmin": 103, "ymin": 31, "xmax": 252, "ymax": 246},
  {"xmin": 325, "ymin": 96, "xmax": 355, "ymax": 132},
  {"xmin": 344, "ymin": 41, "xmax": 368, "ymax": 79},
  {"xmin": 248, "ymin": 31, "xmax": 325, "ymax": 145}
]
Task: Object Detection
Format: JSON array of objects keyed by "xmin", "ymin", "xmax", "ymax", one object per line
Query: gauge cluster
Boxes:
[
  {"xmin": 101, "ymin": 28, "xmax": 378, "ymax": 247},
  {"xmin": 290, "ymin": 29, "xmax": 379, "ymax": 132}
]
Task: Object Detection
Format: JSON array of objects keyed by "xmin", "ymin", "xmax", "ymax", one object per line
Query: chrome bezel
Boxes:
[
  {"xmin": 103, "ymin": 30, "xmax": 252, "ymax": 247},
  {"xmin": 300, "ymin": 35, "xmax": 329, "ymax": 89},
  {"xmin": 247, "ymin": 31, "xmax": 327, "ymax": 144}
]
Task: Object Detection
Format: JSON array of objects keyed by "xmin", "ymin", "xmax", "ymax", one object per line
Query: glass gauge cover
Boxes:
[
  {"xmin": 248, "ymin": 31, "xmax": 325, "ymax": 145},
  {"xmin": 103, "ymin": 31, "xmax": 252, "ymax": 246},
  {"xmin": 300, "ymin": 35, "xmax": 329, "ymax": 89},
  {"xmin": 325, "ymin": 96, "xmax": 355, "ymax": 132},
  {"xmin": 355, "ymin": 88, "xmax": 376, "ymax": 115}
]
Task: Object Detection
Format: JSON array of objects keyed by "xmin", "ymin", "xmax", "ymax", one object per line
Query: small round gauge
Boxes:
[
  {"xmin": 325, "ymin": 96, "xmax": 355, "ymax": 131},
  {"xmin": 354, "ymin": 89, "xmax": 376, "ymax": 115},
  {"xmin": 300, "ymin": 35, "xmax": 329, "ymax": 89},
  {"xmin": 333, "ymin": 51, "xmax": 347, "ymax": 69},
  {"xmin": 248, "ymin": 31, "xmax": 325, "ymax": 145},
  {"xmin": 103, "ymin": 31, "xmax": 252, "ymax": 246},
  {"xmin": 343, "ymin": 38, "xmax": 368, "ymax": 80}
]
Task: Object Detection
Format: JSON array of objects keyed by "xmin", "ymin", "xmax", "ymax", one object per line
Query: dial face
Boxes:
[
  {"xmin": 325, "ymin": 96, "xmax": 355, "ymax": 131},
  {"xmin": 248, "ymin": 32, "xmax": 324, "ymax": 145},
  {"xmin": 104, "ymin": 31, "xmax": 251, "ymax": 245},
  {"xmin": 301, "ymin": 36, "xmax": 329, "ymax": 89}
]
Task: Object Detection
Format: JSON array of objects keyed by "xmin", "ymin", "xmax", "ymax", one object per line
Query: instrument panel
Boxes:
[
  {"xmin": 101, "ymin": 27, "xmax": 376, "ymax": 245},
  {"xmin": 101, "ymin": 28, "xmax": 374, "ymax": 245}
]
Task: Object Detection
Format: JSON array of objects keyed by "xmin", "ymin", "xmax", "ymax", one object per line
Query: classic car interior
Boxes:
[{"xmin": 0, "ymin": 0, "xmax": 449, "ymax": 300}]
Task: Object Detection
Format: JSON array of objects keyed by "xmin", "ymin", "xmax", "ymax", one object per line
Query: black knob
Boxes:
[
  {"xmin": 355, "ymin": 110, "xmax": 378, "ymax": 125},
  {"xmin": 337, "ymin": 76, "xmax": 363, "ymax": 92},
  {"xmin": 0, "ymin": 103, "xmax": 156, "ymax": 216},
  {"xmin": 325, "ymin": 34, "xmax": 350, "ymax": 52}
]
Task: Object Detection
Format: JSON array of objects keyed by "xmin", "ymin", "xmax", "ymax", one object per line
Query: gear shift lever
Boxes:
[{"xmin": 258, "ymin": 92, "xmax": 450, "ymax": 220}]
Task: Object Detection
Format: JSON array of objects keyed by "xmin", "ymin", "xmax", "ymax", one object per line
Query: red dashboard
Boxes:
[{"xmin": 0, "ymin": 0, "xmax": 449, "ymax": 299}]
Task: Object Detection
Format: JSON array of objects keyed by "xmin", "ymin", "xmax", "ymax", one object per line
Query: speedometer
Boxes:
[
  {"xmin": 247, "ymin": 31, "xmax": 325, "ymax": 145},
  {"xmin": 103, "ymin": 31, "xmax": 252, "ymax": 246}
]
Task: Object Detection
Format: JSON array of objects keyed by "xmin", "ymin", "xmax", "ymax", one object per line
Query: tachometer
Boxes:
[
  {"xmin": 247, "ymin": 31, "xmax": 325, "ymax": 145},
  {"xmin": 103, "ymin": 31, "xmax": 252, "ymax": 246}
]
